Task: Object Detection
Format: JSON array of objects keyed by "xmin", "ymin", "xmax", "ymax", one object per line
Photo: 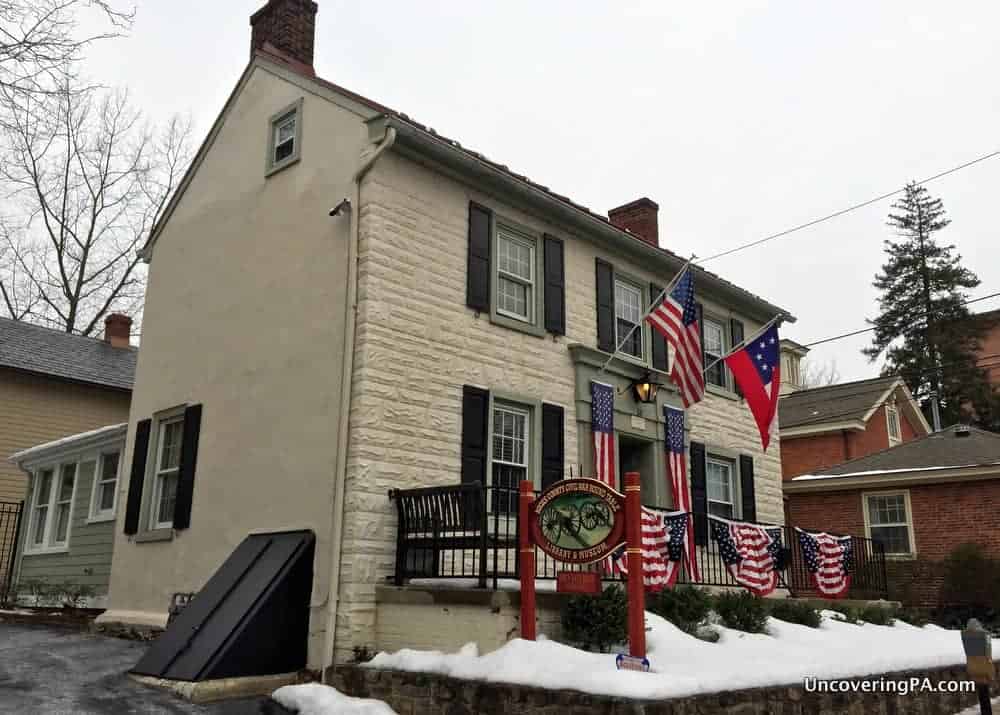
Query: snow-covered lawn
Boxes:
[
  {"xmin": 365, "ymin": 610, "xmax": 980, "ymax": 701},
  {"xmin": 273, "ymin": 683, "xmax": 397, "ymax": 715}
]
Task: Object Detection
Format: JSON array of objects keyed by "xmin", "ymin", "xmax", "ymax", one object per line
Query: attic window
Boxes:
[
  {"xmin": 886, "ymin": 402, "xmax": 901, "ymax": 445},
  {"xmin": 267, "ymin": 99, "xmax": 303, "ymax": 176}
]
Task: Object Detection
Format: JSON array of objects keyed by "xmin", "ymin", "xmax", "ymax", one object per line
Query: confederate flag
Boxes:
[{"xmin": 724, "ymin": 323, "xmax": 781, "ymax": 451}]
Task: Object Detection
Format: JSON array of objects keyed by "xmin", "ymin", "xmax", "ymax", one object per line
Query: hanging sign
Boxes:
[
  {"xmin": 556, "ymin": 570, "xmax": 602, "ymax": 595},
  {"xmin": 531, "ymin": 479, "xmax": 625, "ymax": 564}
]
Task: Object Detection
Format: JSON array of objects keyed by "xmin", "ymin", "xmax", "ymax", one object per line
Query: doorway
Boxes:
[{"xmin": 618, "ymin": 435, "xmax": 658, "ymax": 502}]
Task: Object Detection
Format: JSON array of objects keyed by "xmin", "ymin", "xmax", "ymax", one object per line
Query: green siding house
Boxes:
[{"xmin": 9, "ymin": 423, "xmax": 126, "ymax": 607}]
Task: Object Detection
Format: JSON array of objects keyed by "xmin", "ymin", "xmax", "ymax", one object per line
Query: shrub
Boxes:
[
  {"xmin": 647, "ymin": 586, "xmax": 712, "ymax": 636},
  {"xmin": 940, "ymin": 543, "xmax": 1000, "ymax": 610},
  {"xmin": 561, "ymin": 585, "xmax": 628, "ymax": 653},
  {"xmin": 767, "ymin": 599, "xmax": 822, "ymax": 628},
  {"xmin": 712, "ymin": 591, "xmax": 768, "ymax": 633},
  {"xmin": 896, "ymin": 607, "xmax": 930, "ymax": 627},
  {"xmin": 860, "ymin": 604, "xmax": 897, "ymax": 626},
  {"xmin": 827, "ymin": 604, "xmax": 861, "ymax": 625},
  {"xmin": 60, "ymin": 582, "xmax": 95, "ymax": 609}
]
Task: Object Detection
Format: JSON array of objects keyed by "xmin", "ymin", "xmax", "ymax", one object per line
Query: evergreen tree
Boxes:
[{"xmin": 864, "ymin": 182, "xmax": 999, "ymax": 430}]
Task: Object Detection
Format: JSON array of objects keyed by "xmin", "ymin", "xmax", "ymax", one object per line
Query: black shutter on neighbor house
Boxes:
[
  {"xmin": 730, "ymin": 318, "xmax": 745, "ymax": 398},
  {"xmin": 461, "ymin": 386, "xmax": 489, "ymax": 487},
  {"xmin": 650, "ymin": 282, "xmax": 668, "ymax": 371},
  {"xmin": 123, "ymin": 419, "xmax": 151, "ymax": 535},
  {"xmin": 543, "ymin": 235, "xmax": 566, "ymax": 335},
  {"xmin": 739, "ymin": 454, "xmax": 756, "ymax": 523},
  {"xmin": 690, "ymin": 441, "xmax": 708, "ymax": 546},
  {"xmin": 595, "ymin": 258, "xmax": 615, "ymax": 353},
  {"xmin": 172, "ymin": 404, "xmax": 203, "ymax": 530},
  {"xmin": 466, "ymin": 203, "xmax": 492, "ymax": 312},
  {"xmin": 541, "ymin": 403, "xmax": 564, "ymax": 490}
]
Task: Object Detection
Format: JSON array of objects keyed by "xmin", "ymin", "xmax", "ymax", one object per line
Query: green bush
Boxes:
[
  {"xmin": 860, "ymin": 604, "xmax": 897, "ymax": 626},
  {"xmin": 647, "ymin": 586, "xmax": 712, "ymax": 636},
  {"xmin": 767, "ymin": 599, "xmax": 822, "ymax": 628},
  {"xmin": 713, "ymin": 591, "xmax": 769, "ymax": 633},
  {"xmin": 827, "ymin": 603, "xmax": 861, "ymax": 625},
  {"xmin": 896, "ymin": 607, "xmax": 930, "ymax": 627},
  {"xmin": 941, "ymin": 543, "xmax": 1000, "ymax": 609},
  {"xmin": 561, "ymin": 585, "xmax": 628, "ymax": 653}
]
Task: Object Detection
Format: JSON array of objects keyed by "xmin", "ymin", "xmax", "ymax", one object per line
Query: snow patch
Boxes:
[{"xmin": 272, "ymin": 683, "xmax": 397, "ymax": 715}]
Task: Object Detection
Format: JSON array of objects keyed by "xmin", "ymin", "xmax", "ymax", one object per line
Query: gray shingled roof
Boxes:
[
  {"xmin": 0, "ymin": 317, "xmax": 136, "ymax": 391},
  {"xmin": 779, "ymin": 376, "xmax": 900, "ymax": 430},
  {"xmin": 803, "ymin": 425, "xmax": 1000, "ymax": 477}
]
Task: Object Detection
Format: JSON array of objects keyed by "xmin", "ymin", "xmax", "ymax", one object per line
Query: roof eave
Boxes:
[
  {"xmin": 784, "ymin": 464, "xmax": 1000, "ymax": 492},
  {"xmin": 10, "ymin": 423, "xmax": 128, "ymax": 469},
  {"xmin": 779, "ymin": 420, "xmax": 867, "ymax": 438}
]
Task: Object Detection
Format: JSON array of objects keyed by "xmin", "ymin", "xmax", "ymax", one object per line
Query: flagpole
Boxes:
[
  {"xmin": 596, "ymin": 254, "xmax": 697, "ymax": 376},
  {"xmin": 701, "ymin": 312, "xmax": 786, "ymax": 377}
]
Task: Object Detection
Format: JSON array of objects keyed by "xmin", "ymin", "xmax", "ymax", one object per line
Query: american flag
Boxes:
[
  {"xmin": 724, "ymin": 323, "xmax": 781, "ymax": 451},
  {"xmin": 710, "ymin": 516, "xmax": 785, "ymax": 597},
  {"xmin": 591, "ymin": 381, "xmax": 616, "ymax": 489},
  {"xmin": 646, "ymin": 269, "xmax": 705, "ymax": 407},
  {"xmin": 613, "ymin": 508, "xmax": 690, "ymax": 590},
  {"xmin": 665, "ymin": 406, "xmax": 700, "ymax": 581},
  {"xmin": 796, "ymin": 528, "xmax": 853, "ymax": 598}
]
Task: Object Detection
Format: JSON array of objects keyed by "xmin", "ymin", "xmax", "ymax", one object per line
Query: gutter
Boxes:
[{"xmin": 322, "ymin": 126, "xmax": 397, "ymax": 678}]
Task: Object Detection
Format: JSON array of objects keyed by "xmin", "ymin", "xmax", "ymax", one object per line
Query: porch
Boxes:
[{"xmin": 388, "ymin": 483, "xmax": 889, "ymax": 599}]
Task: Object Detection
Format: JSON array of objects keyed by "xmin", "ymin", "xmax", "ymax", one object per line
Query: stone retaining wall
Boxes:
[{"xmin": 328, "ymin": 662, "xmax": 995, "ymax": 715}]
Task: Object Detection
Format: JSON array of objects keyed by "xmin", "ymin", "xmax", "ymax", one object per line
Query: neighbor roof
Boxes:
[
  {"xmin": 794, "ymin": 425, "xmax": 1000, "ymax": 480},
  {"xmin": 779, "ymin": 376, "xmax": 900, "ymax": 430},
  {"xmin": 9, "ymin": 423, "xmax": 127, "ymax": 465},
  {"xmin": 0, "ymin": 317, "xmax": 137, "ymax": 391}
]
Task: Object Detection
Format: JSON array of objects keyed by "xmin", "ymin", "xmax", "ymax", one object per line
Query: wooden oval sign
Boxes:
[{"xmin": 531, "ymin": 478, "xmax": 625, "ymax": 564}]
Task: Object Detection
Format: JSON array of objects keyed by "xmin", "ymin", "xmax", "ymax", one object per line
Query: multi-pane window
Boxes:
[
  {"xmin": 615, "ymin": 279, "xmax": 643, "ymax": 359},
  {"xmin": 28, "ymin": 464, "xmax": 75, "ymax": 551},
  {"xmin": 491, "ymin": 404, "xmax": 530, "ymax": 514},
  {"xmin": 866, "ymin": 493, "xmax": 912, "ymax": 555},
  {"xmin": 887, "ymin": 404, "xmax": 901, "ymax": 444},
  {"xmin": 92, "ymin": 452, "xmax": 120, "ymax": 519},
  {"xmin": 706, "ymin": 457, "xmax": 736, "ymax": 519},
  {"xmin": 703, "ymin": 319, "xmax": 726, "ymax": 388},
  {"xmin": 273, "ymin": 111, "xmax": 297, "ymax": 164},
  {"xmin": 496, "ymin": 230, "xmax": 535, "ymax": 322},
  {"xmin": 151, "ymin": 418, "xmax": 184, "ymax": 529},
  {"xmin": 267, "ymin": 99, "xmax": 303, "ymax": 174}
]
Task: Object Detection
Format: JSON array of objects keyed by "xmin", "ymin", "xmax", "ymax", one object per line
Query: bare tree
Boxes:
[
  {"xmin": 0, "ymin": 83, "xmax": 192, "ymax": 335},
  {"xmin": 801, "ymin": 358, "xmax": 841, "ymax": 388},
  {"xmin": 0, "ymin": 0, "xmax": 132, "ymax": 106}
]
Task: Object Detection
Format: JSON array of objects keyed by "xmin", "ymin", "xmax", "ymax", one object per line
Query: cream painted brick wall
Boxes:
[{"xmin": 334, "ymin": 152, "xmax": 785, "ymax": 660}]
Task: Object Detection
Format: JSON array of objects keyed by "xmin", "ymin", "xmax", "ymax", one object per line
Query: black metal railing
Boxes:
[
  {"xmin": 1, "ymin": 501, "xmax": 25, "ymax": 604},
  {"xmin": 389, "ymin": 484, "xmax": 888, "ymax": 598}
]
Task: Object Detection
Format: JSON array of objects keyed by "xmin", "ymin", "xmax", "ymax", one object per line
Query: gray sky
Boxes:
[{"xmin": 84, "ymin": 1, "xmax": 1000, "ymax": 381}]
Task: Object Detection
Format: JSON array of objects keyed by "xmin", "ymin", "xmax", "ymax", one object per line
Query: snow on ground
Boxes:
[
  {"xmin": 954, "ymin": 697, "xmax": 997, "ymax": 715},
  {"xmin": 272, "ymin": 683, "xmax": 397, "ymax": 715},
  {"xmin": 367, "ymin": 610, "xmax": 980, "ymax": 701}
]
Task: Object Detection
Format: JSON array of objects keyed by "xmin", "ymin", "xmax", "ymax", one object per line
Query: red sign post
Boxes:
[{"xmin": 519, "ymin": 480, "xmax": 537, "ymax": 641}]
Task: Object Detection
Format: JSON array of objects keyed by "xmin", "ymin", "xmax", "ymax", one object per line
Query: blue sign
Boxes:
[{"xmin": 615, "ymin": 653, "xmax": 650, "ymax": 673}]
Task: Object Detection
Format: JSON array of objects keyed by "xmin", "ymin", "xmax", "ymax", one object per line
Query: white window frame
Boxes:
[
  {"xmin": 88, "ymin": 450, "xmax": 121, "ymax": 523},
  {"xmin": 25, "ymin": 462, "xmax": 77, "ymax": 555},
  {"xmin": 489, "ymin": 402, "xmax": 532, "ymax": 515},
  {"xmin": 495, "ymin": 228, "xmax": 536, "ymax": 323},
  {"xmin": 149, "ymin": 415, "xmax": 185, "ymax": 531},
  {"xmin": 706, "ymin": 455, "xmax": 739, "ymax": 519},
  {"xmin": 266, "ymin": 98, "xmax": 303, "ymax": 176},
  {"xmin": 863, "ymin": 490, "xmax": 916, "ymax": 558},
  {"xmin": 886, "ymin": 402, "xmax": 902, "ymax": 445},
  {"xmin": 703, "ymin": 318, "xmax": 727, "ymax": 389},
  {"xmin": 614, "ymin": 277, "xmax": 645, "ymax": 362}
]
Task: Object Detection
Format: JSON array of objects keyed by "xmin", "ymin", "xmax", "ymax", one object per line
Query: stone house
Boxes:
[
  {"xmin": 784, "ymin": 424, "xmax": 1000, "ymax": 606},
  {"xmin": 98, "ymin": 0, "xmax": 795, "ymax": 671},
  {"xmin": 0, "ymin": 316, "xmax": 135, "ymax": 588}
]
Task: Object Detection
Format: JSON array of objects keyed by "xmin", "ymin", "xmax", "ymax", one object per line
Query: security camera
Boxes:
[{"xmin": 329, "ymin": 198, "xmax": 351, "ymax": 217}]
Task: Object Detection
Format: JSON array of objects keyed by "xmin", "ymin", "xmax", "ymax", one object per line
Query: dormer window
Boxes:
[
  {"xmin": 267, "ymin": 98, "xmax": 303, "ymax": 176},
  {"xmin": 887, "ymin": 401, "xmax": 902, "ymax": 445}
]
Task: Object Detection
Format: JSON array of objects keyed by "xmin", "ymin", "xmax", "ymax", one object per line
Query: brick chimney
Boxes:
[
  {"xmin": 250, "ymin": 0, "xmax": 319, "ymax": 69},
  {"xmin": 103, "ymin": 313, "xmax": 132, "ymax": 349},
  {"xmin": 608, "ymin": 198, "xmax": 659, "ymax": 247}
]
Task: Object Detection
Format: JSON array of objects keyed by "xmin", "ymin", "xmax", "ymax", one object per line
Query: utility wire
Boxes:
[{"xmin": 698, "ymin": 149, "xmax": 1000, "ymax": 264}]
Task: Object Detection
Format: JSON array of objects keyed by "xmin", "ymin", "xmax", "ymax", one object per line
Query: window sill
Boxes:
[
  {"xmin": 86, "ymin": 514, "xmax": 116, "ymax": 524},
  {"xmin": 265, "ymin": 155, "xmax": 300, "ymax": 178},
  {"xmin": 884, "ymin": 552, "xmax": 917, "ymax": 562},
  {"xmin": 23, "ymin": 546, "xmax": 69, "ymax": 556},
  {"xmin": 134, "ymin": 528, "xmax": 174, "ymax": 544},
  {"xmin": 488, "ymin": 310, "xmax": 547, "ymax": 338},
  {"xmin": 706, "ymin": 384, "xmax": 740, "ymax": 401}
]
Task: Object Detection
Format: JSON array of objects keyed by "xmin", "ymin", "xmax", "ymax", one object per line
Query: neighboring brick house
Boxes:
[
  {"xmin": 784, "ymin": 425, "xmax": 1000, "ymax": 606},
  {"xmin": 0, "ymin": 315, "xmax": 135, "ymax": 585},
  {"xmin": 778, "ymin": 375, "xmax": 931, "ymax": 481},
  {"xmin": 98, "ymin": 0, "xmax": 796, "ymax": 671}
]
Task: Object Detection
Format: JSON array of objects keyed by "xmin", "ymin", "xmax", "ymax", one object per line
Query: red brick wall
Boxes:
[{"xmin": 780, "ymin": 432, "xmax": 849, "ymax": 481}]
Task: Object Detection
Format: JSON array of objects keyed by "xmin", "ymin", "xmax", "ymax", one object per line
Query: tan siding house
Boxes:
[{"xmin": 100, "ymin": 0, "xmax": 795, "ymax": 671}]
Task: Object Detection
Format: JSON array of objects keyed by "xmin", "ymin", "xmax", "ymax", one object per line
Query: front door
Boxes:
[{"xmin": 617, "ymin": 435, "xmax": 658, "ymax": 501}]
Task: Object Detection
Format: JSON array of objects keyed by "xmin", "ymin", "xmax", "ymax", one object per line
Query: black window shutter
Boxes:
[
  {"xmin": 541, "ymin": 403, "xmax": 564, "ymax": 490},
  {"xmin": 650, "ymin": 282, "xmax": 668, "ymax": 371},
  {"xmin": 543, "ymin": 235, "xmax": 565, "ymax": 335},
  {"xmin": 695, "ymin": 302, "xmax": 706, "ymax": 368},
  {"xmin": 461, "ymin": 386, "xmax": 489, "ymax": 486},
  {"xmin": 739, "ymin": 454, "xmax": 757, "ymax": 523},
  {"xmin": 123, "ymin": 419, "xmax": 151, "ymax": 535},
  {"xmin": 730, "ymin": 318, "xmax": 745, "ymax": 398},
  {"xmin": 595, "ymin": 258, "xmax": 615, "ymax": 353},
  {"xmin": 172, "ymin": 404, "xmax": 203, "ymax": 530},
  {"xmin": 466, "ymin": 203, "xmax": 492, "ymax": 312},
  {"xmin": 690, "ymin": 441, "xmax": 708, "ymax": 546}
]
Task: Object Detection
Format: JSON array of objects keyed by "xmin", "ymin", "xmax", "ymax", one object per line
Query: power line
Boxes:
[{"xmin": 698, "ymin": 149, "xmax": 1000, "ymax": 264}]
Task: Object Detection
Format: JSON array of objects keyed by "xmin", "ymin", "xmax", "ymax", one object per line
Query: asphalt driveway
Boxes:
[{"xmin": 0, "ymin": 622, "xmax": 269, "ymax": 714}]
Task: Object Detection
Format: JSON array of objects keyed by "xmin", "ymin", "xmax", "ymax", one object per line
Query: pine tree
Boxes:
[{"xmin": 864, "ymin": 182, "xmax": 999, "ymax": 430}]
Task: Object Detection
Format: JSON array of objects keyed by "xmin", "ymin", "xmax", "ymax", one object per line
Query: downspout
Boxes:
[{"xmin": 322, "ymin": 125, "xmax": 397, "ymax": 679}]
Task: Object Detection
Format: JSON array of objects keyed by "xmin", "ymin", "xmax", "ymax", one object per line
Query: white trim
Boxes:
[
  {"xmin": 88, "ymin": 449, "xmax": 122, "ymax": 523},
  {"xmin": 495, "ymin": 228, "xmax": 536, "ymax": 323},
  {"xmin": 24, "ymin": 461, "xmax": 79, "ymax": 555},
  {"xmin": 784, "ymin": 463, "xmax": 1000, "ymax": 492},
  {"xmin": 488, "ymin": 401, "xmax": 533, "ymax": 514},
  {"xmin": 859, "ymin": 378, "xmax": 905, "ymax": 424},
  {"xmin": 862, "ymin": 489, "xmax": 917, "ymax": 558},
  {"xmin": 149, "ymin": 414, "xmax": 184, "ymax": 531},
  {"xmin": 779, "ymin": 420, "xmax": 868, "ymax": 438},
  {"xmin": 706, "ymin": 454, "xmax": 738, "ymax": 519},
  {"xmin": 886, "ymin": 401, "xmax": 902, "ymax": 445},
  {"xmin": 614, "ymin": 277, "xmax": 646, "ymax": 362},
  {"xmin": 11, "ymin": 423, "xmax": 127, "ymax": 469}
]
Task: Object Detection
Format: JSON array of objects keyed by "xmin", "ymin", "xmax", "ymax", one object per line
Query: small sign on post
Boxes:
[
  {"xmin": 962, "ymin": 619, "xmax": 995, "ymax": 715},
  {"xmin": 556, "ymin": 571, "xmax": 602, "ymax": 595}
]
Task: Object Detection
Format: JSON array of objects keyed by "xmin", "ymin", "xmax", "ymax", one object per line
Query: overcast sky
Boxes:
[{"xmin": 83, "ymin": 1, "xmax": 1000, "ymax": 381}]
